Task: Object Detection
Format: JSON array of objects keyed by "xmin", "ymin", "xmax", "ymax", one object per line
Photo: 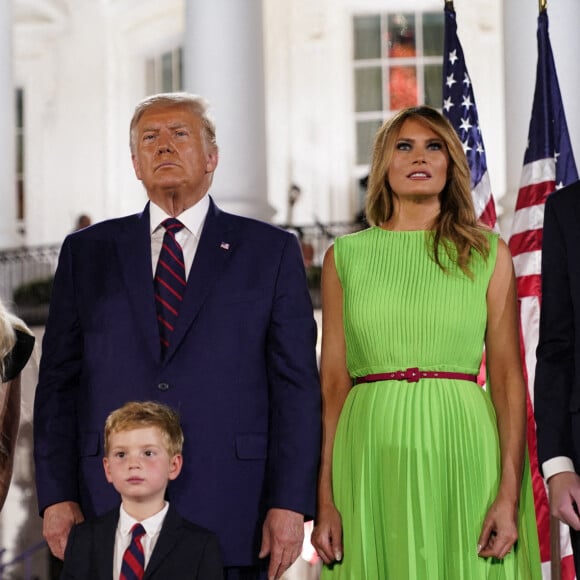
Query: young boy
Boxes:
[{"xmin": 60, "ymin": 401, "xmax": 224, "ymax": 579}]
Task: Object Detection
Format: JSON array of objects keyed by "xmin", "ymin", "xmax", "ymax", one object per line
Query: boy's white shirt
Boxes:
[{"xmin": 113, "ymin": 501, "xmax": 169, "ymax": 578}]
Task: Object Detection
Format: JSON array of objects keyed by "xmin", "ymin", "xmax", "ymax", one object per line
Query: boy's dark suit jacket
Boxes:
[
  {"xmin": 34, "ymin": 198, "xmax": 321, "ymax": 567},
  {"xmin": 60, "ymin": 505, "xmax": 224, "ymax": 579},
  {"xmin": 535, "ymin": 181, "xmax": 580, "ymax": 469}
]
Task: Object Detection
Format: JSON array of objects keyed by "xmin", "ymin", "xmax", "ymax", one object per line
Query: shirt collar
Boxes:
[
  {"xmin": 149, "ymin": 194, "xmax": 210, "ymax": 239},
  {"xmin": 119, "ymin": 502, "xmax": 170, "ymax": 537}
]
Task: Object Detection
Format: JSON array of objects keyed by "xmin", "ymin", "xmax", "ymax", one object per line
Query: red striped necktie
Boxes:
[
  {"xmin": 154, "ymin": 218, "xmax": 186, "ymax": 357},
  {"xmin": 120, "ymin": 523, "xmax": 146, "ymax": 580}
]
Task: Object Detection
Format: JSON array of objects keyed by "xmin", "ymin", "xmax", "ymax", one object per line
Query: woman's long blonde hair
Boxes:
[
  {"xmin": 0, "ymin": 300, "xmax": 31, "ymax": 380},
  {"xmin": 365, "ymin": 106, "xmax": 489, "ymax": 275}
]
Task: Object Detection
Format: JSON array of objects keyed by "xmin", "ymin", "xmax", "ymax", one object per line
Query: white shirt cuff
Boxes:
[{"xmin": 542, "ymin": 456, "xmax": 576, "ymax": 481}]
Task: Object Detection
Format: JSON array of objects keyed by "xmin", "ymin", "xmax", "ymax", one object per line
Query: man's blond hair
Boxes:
[{"xmin": 129, "ymin": 92, "xmax": 217, "ymax": 154}]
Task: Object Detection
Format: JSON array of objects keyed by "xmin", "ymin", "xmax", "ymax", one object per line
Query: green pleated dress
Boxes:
[{"xmin": 322, "ymin": 227, "xmax": 541, "ymax": 579}]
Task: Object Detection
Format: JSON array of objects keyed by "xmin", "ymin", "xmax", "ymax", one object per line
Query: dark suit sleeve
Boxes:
[
  {"xmin": 33, "ymin": 237, "xmax": 83, "ymax": 513},
  {"xmin": 60, "ymin": 522, "xmax": 89, "ymax": 580},
  {"xmin": 196, "ymin": 533, "xmax": 225, "ymax": 580},
  {"xmin": 264, "ymin": 233, "xmax": 321, "ymax": 518},
  {"xmin": 534, "ymin": 193, "xmax": 576, "ymax": 469}
]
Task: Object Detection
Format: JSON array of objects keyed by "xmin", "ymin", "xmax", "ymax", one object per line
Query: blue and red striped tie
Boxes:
[
  {"xmin": 154, "ymin": 218, "xmax": 186, "ymax": 357},
  {"xmin": 120, "ymin": 523, "xmax": 146, "ymax": 580}
]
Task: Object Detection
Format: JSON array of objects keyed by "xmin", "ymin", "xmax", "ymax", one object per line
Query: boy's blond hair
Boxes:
[{"xmin": 104, "ymin": 401, "xmax": 184, "ymax": 457}]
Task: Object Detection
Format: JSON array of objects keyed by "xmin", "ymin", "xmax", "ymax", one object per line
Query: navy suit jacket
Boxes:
[
  {"xmin": 535, "ymin": 182, "xmax": 580, "ymax": 471},
  {"xmin": 34, "ymin": 198, "xmax": 321, "ymax": 567},
  {"xmin": 60, "ymin": 505, "xmax": 224, "ymax": 579}
]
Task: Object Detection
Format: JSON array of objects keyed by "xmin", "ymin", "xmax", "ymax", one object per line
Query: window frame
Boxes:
[
  {"xmin": 352, "ymin": 11, "xmax": 444, "ymax": 177},
  {"xmin": 145, "ymin": 46, "xmax": 184, "ymax": 94}
]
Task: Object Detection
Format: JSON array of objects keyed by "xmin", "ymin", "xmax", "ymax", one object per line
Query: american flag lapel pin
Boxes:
[{"xmin": 220, "ymin": 242, "xmax": 230, "ymax": 250}]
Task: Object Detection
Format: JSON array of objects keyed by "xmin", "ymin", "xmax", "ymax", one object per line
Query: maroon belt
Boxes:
[{"xmin": 354, "ymin": 367, "xmax": 478, "ymax": 385}]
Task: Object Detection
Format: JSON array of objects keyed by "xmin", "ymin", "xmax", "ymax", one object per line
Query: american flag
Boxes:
[
  {"xmin": 442, "ymin": 3, "xmax": 497, "ymax": 229},
  {"xmin": 508, "ymin": 9, "xmax": 578, "ymax": 579}
]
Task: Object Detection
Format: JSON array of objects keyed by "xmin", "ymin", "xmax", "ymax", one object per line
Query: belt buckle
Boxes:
[{"xmin": 405, "ymin": 367, "xmax": 420, "ymax": 383}]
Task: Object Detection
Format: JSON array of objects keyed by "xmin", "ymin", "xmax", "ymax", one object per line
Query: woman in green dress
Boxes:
[{"xmin": 311, "ymin": 106, "xmax": 542, "ymax": 578}]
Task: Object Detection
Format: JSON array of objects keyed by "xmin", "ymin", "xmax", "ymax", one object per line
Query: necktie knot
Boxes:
[
  {"xmin": 131, "ymin": 523, "xmax": 146, "ymax": 541},
  {"xmin": 162, "ymin": 217, "xmax": 184, "ymax": 234}
]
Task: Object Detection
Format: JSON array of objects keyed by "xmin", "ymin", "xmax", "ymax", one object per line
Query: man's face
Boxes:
[{"xmin": 131, "ymin": 105, "xmax": 218, "ymax": 213}]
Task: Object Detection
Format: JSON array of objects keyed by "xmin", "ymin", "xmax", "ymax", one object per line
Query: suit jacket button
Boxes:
[{"xmin": 157, "ymin": 382, "xmax": 170, "ymax": 391}]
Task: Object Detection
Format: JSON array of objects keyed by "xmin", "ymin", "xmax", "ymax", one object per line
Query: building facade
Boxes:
[
  {"xmin": 3, "ymin": 0, "xmax": 578, "ymax": 249},
  {"xmin": 2, "ymin": 1, "xmax": 580, "ymax": 577}
]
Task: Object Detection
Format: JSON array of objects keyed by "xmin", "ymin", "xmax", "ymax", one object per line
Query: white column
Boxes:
[
  {"xmin": 0, "ymin": 1, "xmax": 17, "ymax": 248},
  {"xmin": 183, "ymin": 0, "xmax": 274, "ymax": 221},
  {"xmin": 502, "ymin": 0, "xmax": 580, "ymax": 233}
]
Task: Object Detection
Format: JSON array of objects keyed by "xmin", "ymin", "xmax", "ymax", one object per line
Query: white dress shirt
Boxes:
[
  {"xmin": 113, "ymin": 502, "xmax": 170, "ymax": 579},
  {"xmin": 542, "ymin": 456, "xmax": 576, "ymax": 481},
  {"xmin": 150, "ymin": 194, "xmax": 210, "ymax": 280}
]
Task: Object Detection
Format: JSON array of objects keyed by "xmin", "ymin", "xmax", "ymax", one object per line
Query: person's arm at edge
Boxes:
[
  {"xmin": 311, "ymin": 245, "xmax": 352, "ymax": 564},
  {"xmin": 534, "ymin": 194, "xmax": 580, "ymax": 529},
  {"xmin": 0, "ymin": 375, "xmax": 21, "ymax": 510},
  {"xmin": 535, "ymin": 194, "xmax": 575, "ymax": 466},
  {"xmin": 0, "ymin": 329, "xmax": 35, "ymax": 510}
]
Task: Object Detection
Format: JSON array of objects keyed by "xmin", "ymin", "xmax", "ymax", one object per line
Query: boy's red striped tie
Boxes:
[
  {"xmin": 120, "ymin": 523, "xmax": 146, "ymax": 580},
  {"xmin": 154, "ymin": 218, "xmax": 186, "ymax": 357}
]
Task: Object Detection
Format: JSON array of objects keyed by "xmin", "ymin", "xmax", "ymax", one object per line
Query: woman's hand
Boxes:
[
  {"xmin": 311, "ymin": 502, "xmax": 343, "ymax": 564},
  {"xmin": 477, "ymin": 497, "xmax": 518, "ymax": 559}
]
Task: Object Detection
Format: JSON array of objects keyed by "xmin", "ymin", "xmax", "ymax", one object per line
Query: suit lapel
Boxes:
[
  {"xmin": 143, "ymin": 506, "xmax": 183, "ymax": 579},
  {"xmin": 164, "ymin": 199, "xmax": 236, "ymax": 362},
  {"xmin": 116, "ymin": 204, "xmax": 161, "ymax": 363}
]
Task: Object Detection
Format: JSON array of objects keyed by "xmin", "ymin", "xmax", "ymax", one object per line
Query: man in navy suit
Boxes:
[
  {"xmin": 535, "ymin": 182, "xmax": 580, "ymax": 573},
  {"xmin": 33, "ymin": 92, "xmax": 321, "ymax": 579}
]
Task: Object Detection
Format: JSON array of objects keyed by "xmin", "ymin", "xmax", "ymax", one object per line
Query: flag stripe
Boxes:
[
  {"xmin": 513, "ymin": 251, "xmax": 542, "ymax": 279},
  {"xmin": 521, "ymin": 321, "xmax": 551, "ymax": 563},
  {"xmin": 509, "ymin": 229, "xmax": 543, "ymax": 258},
  {"xmin": 519, "ymin": 158, "xmax": 556, "ymax": 192},
  {"xmin": 510, "ymin": 204, "xmax": 546, "ymax": 236},
  {"xmin": 472, "ymin": 172, "xmax": 494, "ymax": 219},
  {"xmin": 479, "ymin": 197, "xmax": 497, "ymax": 229},
  {"xmin": 516, "ymin": 275, "xmax": 542, "ymax": 299},
  {"xmin": 516, "ymin": 181, "xmax": 556, "ymax": 210}
]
